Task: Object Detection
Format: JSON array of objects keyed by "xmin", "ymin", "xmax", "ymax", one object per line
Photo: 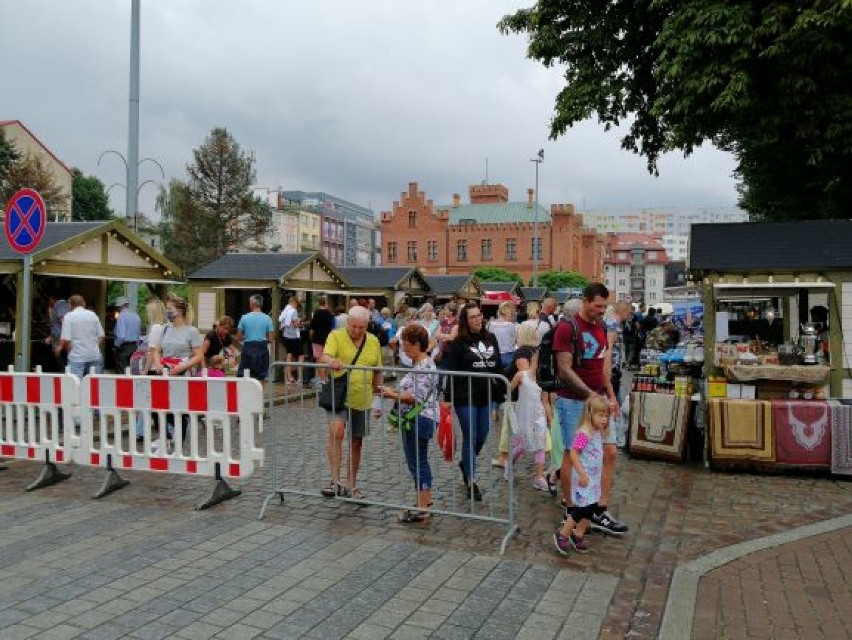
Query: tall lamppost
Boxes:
[{"xmin": 531, "ymin": 149, "xmax": 544, "ymax": 287}]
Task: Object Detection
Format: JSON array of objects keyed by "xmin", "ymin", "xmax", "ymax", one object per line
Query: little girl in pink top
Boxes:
[{"xmin": 207, "ymin": 354, "xmax": 226, "ymax": 378}]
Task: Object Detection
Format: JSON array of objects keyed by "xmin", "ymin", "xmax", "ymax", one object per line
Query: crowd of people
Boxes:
[
  {"xmin": 47, "ymin": 286, "xmax": 637, "ymax": 558},
  {"xmin": 311, "ymin": 286, "xmax": 633, "ymax": 561}
]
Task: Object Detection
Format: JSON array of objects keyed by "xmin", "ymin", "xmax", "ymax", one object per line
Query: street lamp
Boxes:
[
  {"xmin": 531, "ymin": 148, "xmax": 544, "ymax": 287},
  {"xmin": 98, "ymin": 151, "xmax": 165, "ymax": 232}
]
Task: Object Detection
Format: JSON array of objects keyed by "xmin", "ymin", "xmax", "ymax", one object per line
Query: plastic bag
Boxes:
[{"xmin": 437, "ymin": 403, "xmax": 454, "ymax": 461}]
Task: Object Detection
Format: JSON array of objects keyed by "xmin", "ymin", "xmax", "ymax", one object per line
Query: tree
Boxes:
[
  {"xmin": 498, "ymin": 2, "xmax": 852, "ymax": 221},
  {"xmin": 0, "ymin": 129, "xmax": 20, "ymax": 203},
  {"xmin": 4, "ymin": 153, "xmax": 67, "ymax": 217},
  {"xmin": 535, "ymin": 270, "xmax": 588, "ymax": 291},
  {"xmin": 71, "ymin": 169, "xmax": 113, "ymax": 221},
  {"xmin": 162, "ymin": 128, "xmax": 272, "ymax": 273},
  {"xmin": 156, "ymin": 178, "xmax": 204, "ymax": 271},
  {"xmin": 472, "ymin": 267, "xmax": 523, "ymax": 284}
]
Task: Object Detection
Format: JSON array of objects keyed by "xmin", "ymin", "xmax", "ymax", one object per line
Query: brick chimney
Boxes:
[
  {"xmin": 452, "ymin": 193, "xmax": 461, "ymax": 207},
  {"xmin": 527, "ymin": 188, "xmax": 534, "ymax": 208}
]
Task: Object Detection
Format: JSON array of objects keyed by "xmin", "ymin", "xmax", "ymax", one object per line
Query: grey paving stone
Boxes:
[
  {"xmin": 388, "ymin": 623, "xmax": 434, "ymax": 640},
  {"xmin": 200, "ymin": 607, "xmax": 248, "ymax": 628},
  {"xmin": 79, "ymin": 623, "xmax": 136, "ymax": 640},
  {"xmin": 282, "ymin": 606, "xmax": 328, "ymax": 628},
  {"xmin": 214, "ymin": 623, "xmax": 263, "ymax": 639},
  {"xmin": 429, "ymin": 623, "xmax": 478, "ymax": 640},
  {"xmin": 0, "ymin": 608, "xmax": 28, "ymax": 627},
  {"xmin": 129, "ymin": 620, "xmax": 181, "ymax": 640},
  {"xmin": 262, "ymin": 621, "xmax": 313, "ymax": 639},
  {"xmin": 173, "ymin": 620, "xmax": 224, "ymax": 640},
  {"xmin": 32, "ymin": 625, "xmax": 87, "ymax": 640},
  {"xmin": 0, "ymin": 623, "xmax": 42, "ymax": 639}
]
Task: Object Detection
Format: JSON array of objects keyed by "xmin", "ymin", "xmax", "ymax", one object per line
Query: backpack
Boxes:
[
  {"xmin": 536, "ymin": 317, "xmax": 582, "ymax": 392},
  {"xmin": 368, "ymin": 319, "xmax": 389, "ymax": 347}
]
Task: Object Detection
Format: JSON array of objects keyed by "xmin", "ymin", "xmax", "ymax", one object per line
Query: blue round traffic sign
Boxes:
[{"xmin": 4, "ymin": 188, "xmax": 47, "ymax": 254}]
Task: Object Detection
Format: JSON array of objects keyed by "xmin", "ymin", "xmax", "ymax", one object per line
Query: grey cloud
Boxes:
[{"xmin": 1, "ymin": 0, "xmax": 738, "ymax": 220}]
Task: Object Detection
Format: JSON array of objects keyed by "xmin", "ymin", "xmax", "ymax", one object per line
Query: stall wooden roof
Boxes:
[
  {"xmin": 424, "ymin": 274, "xmax": 482, "ymax": 297},
  {"xmin": 480, "ymin": 281, "xmax": 520, "ymax": 294},
  {"xmin": 188, "ymin": 251, "xmax": 347, "ymax": 290},
  {"xmin": 338, "ymin": 267, "xmax": 430, "ymax": 296},
  {"xmin": 690, "ymin": 220, "xmax": 852, "ymax": 272},
  {"xmin": 0, "ymin": 220, "xmax": 181, "ymax": 282},
  {"xmin": 520, "ymin": 286, "xmax": 547, "ymax": 301}
]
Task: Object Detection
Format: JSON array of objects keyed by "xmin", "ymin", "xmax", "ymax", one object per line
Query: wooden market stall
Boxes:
[
  {"xmin": 685, "ymin": 220, "xmax": 852, "ymax": 474},
  {"xmin": 187, "ymin": 251, "xmax": 348, "ymax": 341},
  {"xmin": 338, "ymin": 267, "xmax": 431, "ymax": 312},
  {"xmin": 0, "ymin": 221, "xmax": 181, "ymax": 372},
  {"xmin": 423, "ymin": 274, "xmax": 482, "ymax": 306},
  {"xmin": 519, "ymin": 286, "xmax": 547, "ymax": 303}
]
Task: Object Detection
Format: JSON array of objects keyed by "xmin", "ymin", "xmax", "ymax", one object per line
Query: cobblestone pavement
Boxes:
[
  {"xmin": 0, "ymin": 493, "xmax": 617, "ymax": 639},
  {"xmin": 3, "ymin": 399, "xmax": 852, "ymax": 638},
  {"xmin": 691, "ymin": 526, "xmax": 852, "ymax": 640}
]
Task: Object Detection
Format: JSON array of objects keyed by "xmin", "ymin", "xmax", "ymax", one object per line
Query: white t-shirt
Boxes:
[
  {"xmin": 278, "ymin": 305, "xmax": 300, "ymax": 339},
  {"xmin": 394, "ymin": 327, "xmax": 413, "ymax": 367},
  {"xmin": 60, "ymin": 307, "xmax": 105, "ymax": 363}
]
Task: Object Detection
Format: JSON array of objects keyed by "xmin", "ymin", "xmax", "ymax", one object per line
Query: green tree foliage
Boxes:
[
  {"xmin": 0, "ymin": 130, "xmax": 20, "ymax": 203},
  {"xmin": 472, "ymin": 267, "xmax": 523, "ymax": 284},
  {"xmin": 535, "ymin": 270, "xmax": 588, "ymax": 291},
  {"xmin": 162, "ymin": 128, "xmax": 272, "ymax": 273},
  {"xmin": 71, "ymin": 169, "xmax": 113, "ymax": 221},
  {"xmin": 4, "ymin": 153, "xmax": 67, "ymax": 217},
  {"xmin": 499, "ymin": 1, "xmax": 852, "ymax": 221}
]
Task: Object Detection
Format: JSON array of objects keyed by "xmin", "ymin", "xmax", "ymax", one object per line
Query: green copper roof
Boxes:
[{"xmin": 442, "ymin": 202, "xmax": 550, "ymax": 225}]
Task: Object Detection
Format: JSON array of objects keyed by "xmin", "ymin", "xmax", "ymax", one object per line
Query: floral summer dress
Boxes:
[{"xmin": 570, "ymin": 429, "xmax": 603, "ymax": 507}]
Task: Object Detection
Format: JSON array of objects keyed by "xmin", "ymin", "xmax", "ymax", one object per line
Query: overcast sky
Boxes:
[{"xmin": 2, "ymin": 0, "xmax": 739, "ymax": 220}]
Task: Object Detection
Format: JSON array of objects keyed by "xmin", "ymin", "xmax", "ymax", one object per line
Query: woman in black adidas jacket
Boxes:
[{"xmin": 444, "ymin": 303, "xmax": 505, "ymax": 501}]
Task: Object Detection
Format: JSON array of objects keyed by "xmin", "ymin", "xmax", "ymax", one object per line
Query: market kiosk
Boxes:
[
  {"xmin": 0, "ymin": 221, "xmax": 181, "ymax": 371},
  {"xmin": 423, "ymin": 274, "xmax": 482, "ymax": 307},
  {"xmin": 187, "ymin": 251, "xmax": 349, "ymax": 378},
  {"xmin": 338, "ymin": 266, "xmax": 431, "ymax": 311},
  {"xmin": 686, "ymin": 221, "xmax": 852, "ymax": 475}
]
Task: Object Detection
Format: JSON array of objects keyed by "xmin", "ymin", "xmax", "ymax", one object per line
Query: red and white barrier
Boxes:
[
  {"xmin": 1, "ymin": 366, "xmax": 265, "ymax": 508},
  {"xmin": 0, "ymin": 366, "xmax": 80, "ymax": 490},
  {"xmin": 75, "ymin": 373, "xmax": 264, "ymax": 505}
]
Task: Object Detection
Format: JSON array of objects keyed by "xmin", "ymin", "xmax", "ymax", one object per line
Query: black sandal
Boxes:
[
  {"xmin": 398, "ymin": 502, "xmax": 433, "ymax": 523},
  {"xmin": 545, "ymin": 471, "xmax": 558, "ymax": 497}
]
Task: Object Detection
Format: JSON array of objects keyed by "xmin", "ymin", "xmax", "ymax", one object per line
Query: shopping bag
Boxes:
[{"xmin": 437, "ymin": 403, "xmax": 454, "ymax": 461}]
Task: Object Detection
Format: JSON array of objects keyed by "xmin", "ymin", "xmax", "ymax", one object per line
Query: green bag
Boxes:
[{"xmin": 388, "ymin": 401, "xmax": 426, "ymax": 431}]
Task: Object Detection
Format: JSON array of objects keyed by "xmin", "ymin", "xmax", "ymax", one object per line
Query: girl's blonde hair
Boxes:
[
  {"xmin": 497, "ymin": 301, "xmax": 516, "ymax": 319},
  {"xmin": 516, "ymin": 322, "xmax": 540, "ymax": 348},
  {"xmin": 581, "ymin": 394, "xmax": 611, "ymax": 436},
  {"xmin": 145, "ymin": 298, "xmax": 166, "ymax": 327},
  {"xmin": 209, "ymin": 354, "xmax": 226, "ymax": 370}
]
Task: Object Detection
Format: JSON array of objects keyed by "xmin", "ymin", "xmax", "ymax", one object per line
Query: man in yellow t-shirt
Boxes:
[{"xmin": 319, "ymin": 305, "xmax": 383, "ymax": 499}]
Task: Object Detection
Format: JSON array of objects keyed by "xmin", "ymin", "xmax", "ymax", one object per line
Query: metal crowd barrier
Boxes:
[{"xmin": 259, "ymin": 361, "xmax": 521, "ymax": 554}]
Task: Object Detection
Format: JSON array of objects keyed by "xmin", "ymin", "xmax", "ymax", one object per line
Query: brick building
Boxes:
[{"xmin": 380, "ymin": 182, "xmax": 604, "ymax": 282}]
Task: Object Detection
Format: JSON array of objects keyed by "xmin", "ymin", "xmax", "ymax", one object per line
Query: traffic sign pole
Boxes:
[
  {"xmin": 20, "ymin": 254, "xmax": 32, "ymax": 372},
  {"xmin": 4, "ymin": 188, "xmax": 48, "ymax": 372}
]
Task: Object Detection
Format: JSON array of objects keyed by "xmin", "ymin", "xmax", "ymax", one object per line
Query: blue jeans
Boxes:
[
  {"xmin": 555, "ymin": 396, "xmax": 618, "ymax": 451},
  {"xmin": 68, "ymin": 359, "xmax": 102, "ymax": 378},
  {"xmin": 555, "ymin": 397, "xmax": 585, "ymax": 453},
  {"xmin": 455, "ymin": 403, "xmax": 491, "ymax": 481},
  {"xmin": 500, "ymin": 351, "xmax": 514, "ymax": 368},
  {"xmin": 402, "ymin": 415, "xmax": 435, "ymax": 490}
]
